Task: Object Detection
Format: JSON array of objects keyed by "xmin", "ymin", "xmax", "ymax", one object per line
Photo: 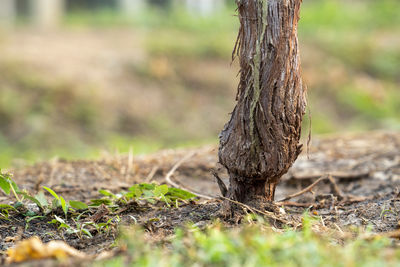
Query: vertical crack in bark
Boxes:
[
  {"xmin": 219, "ymin": 0, "xmax": 306, "ymax": 205},
  {"xmin": 249, "ymin": 0, "xmax": 268, "ymax": 156}
]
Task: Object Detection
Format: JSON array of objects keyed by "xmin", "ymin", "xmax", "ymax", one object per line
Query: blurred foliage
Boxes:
[
  {"xmin": 98, "ymin": 217, "xmax": 400, "ymax": 267},
  {"xmin": 0, "ymin": 0, "xmax": 399, "ymax": 167},
  {"xmin": 0, "ymin": 62, "xmax": 100, "ymax": 166}
]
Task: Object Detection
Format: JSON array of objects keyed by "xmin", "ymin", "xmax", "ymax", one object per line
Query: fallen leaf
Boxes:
[{"xmin": 7, "ymin": 236, "xmax": 87, "ymax": 263}]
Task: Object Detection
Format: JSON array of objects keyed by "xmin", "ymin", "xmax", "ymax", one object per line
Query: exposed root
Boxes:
[
  {"xmin": 211, "ymin": 169, "xmax": 228, "ymax": 197},
  {"xmin": 219, "ymin": 196, "xmax": 299, "ymax": 227}
]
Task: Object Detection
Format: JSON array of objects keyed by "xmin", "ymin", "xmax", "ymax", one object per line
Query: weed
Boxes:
[
  {"xmin": 96, "ymin": 219, "xmax": 399, "ymax": 267},
  {"xmin": 25, "ymin": 216, "xmax": 45, "ymax": 230},
  {"xmin": 48, "ymin": 215, "xmax": 92, "ymax": 239},
  {"xmin": 94, "ymin": 183, "xmax": 196, "ymax": 210},
  {"xmin": 0, "ymin": 171, "xmax": 197, "ymax": 240},
  {"xmin": 0, "ymin": 204, "xmax": 16, "ymax": 220},
  {"xmin": 0, "ymin": 170, "xmax": 21, "ymax": 202}
]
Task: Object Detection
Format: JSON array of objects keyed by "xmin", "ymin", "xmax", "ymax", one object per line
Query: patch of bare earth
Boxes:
[{"xmin": 1, "ymin": 131, "xmax": 400, "ymax": 263}]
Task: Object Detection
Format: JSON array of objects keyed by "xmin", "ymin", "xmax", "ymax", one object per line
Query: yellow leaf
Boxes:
[{"xmin": 6, "ymin": 236, "xmax": 87, "ymax": 263}]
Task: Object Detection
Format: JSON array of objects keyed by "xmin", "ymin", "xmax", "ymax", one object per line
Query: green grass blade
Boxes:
[
  {"xmin": 0, "ymin": 176, "xmax": 11, "ymax": 195},
  {"xmin": 60, "ymin": 196, "xmax": 68, "ymax": 216},
  {"xmin": 43, "ymin": 186, "xmax": 60, "ymax": 200},
  {"xmin": 69, "ymin": 200, "xmax": 88, "ymax": 210}
]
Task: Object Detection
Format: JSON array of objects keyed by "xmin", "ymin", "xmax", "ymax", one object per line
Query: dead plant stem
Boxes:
[{"xmin": 165, "ymin": 152, "xmax": 213, "ymax": 200}]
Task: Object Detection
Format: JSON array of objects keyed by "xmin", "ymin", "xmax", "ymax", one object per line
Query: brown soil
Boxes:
[{"xmin": 1, "ymin": 131, "xmax": 400, "ymax": 264}]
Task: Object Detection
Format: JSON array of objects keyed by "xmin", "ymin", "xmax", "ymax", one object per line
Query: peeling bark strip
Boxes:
[{"xmin": 219, "ymin": 0, "xmax": 307, "ymax": 203}]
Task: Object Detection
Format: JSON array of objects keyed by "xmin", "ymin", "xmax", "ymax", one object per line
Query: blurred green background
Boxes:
[{"xmin": 0, "ymin": 0, "xmax": 399, "ymax": 167}]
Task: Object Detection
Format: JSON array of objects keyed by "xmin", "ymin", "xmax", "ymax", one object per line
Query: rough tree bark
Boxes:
[{"xmin": 219, "ymin": 0, "xmax": 307, "ymax": 205}]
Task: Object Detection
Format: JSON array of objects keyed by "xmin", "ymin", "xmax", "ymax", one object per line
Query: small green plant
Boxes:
[
  {"xmin": 0, "ymin": 203, "xmax": 16, "ymax": 220},
  {"xmin": 18, "ymin": 186, "xmax": 88, "ymax": 218},
  {"xmin": 25, "ymin": 215, "xmax": 45, "ymax": 230},
  {"xmin": 0, "ymin": 170, "xmax": 21, "ymax": 202},
  {"xmin": 93, "ymin": 183, "xmax": 196, "ymax": 210},
  {"xmin": 379, "ymin": 204, "xmax": 397, "ymax": 219},
  {"xmin": 19, "ymin": 191, "xmax": 52, "ymax": 214},
  {"xmin": 49, "ymin": 213, "xmax": 121, "ymax": 240},
  {"xmin": 48, "ymin": 215, "xmax": 92, "ymax": 239},
  {"xmin": 1, "ymin": 170, "xmax": 197, "ymax": 240}
]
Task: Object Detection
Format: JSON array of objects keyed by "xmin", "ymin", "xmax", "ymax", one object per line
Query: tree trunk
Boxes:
[{"xmin": 219, "ymin": 0, "xmax": 306, "ymax": 205}]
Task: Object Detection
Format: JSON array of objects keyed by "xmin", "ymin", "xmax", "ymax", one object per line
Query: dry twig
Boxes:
[
  {"xmin": 278, "ymin": 175, "xmax": 328, "ymax": 202},
  {"xmin": 275, "ymin": 201, "xmax": 315, "ymax": 208},
  {"xmin": 165, "ymin": 152, "xmax": 213, "ymax": 200},
  {"xmin": 328, "ymin": 174, "xmax": 344, "ymax": 199},
  {"xmin": 145, "ymin": 165, "xmax": 159, "ymax": 182},
  {"xmin": 279, "ymin": 173, "xmax": 372, "ymax": 208}
]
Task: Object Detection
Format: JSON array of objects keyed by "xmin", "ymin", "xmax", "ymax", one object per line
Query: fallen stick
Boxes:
[
  {"xmin": 278, "ymin": 175, "xmax": 328, "ymax": 202},
  {"xmin": 165, "ymin": 152, "xmax": 214, "ymax": 200},
  {"xmin": 275, "ymin": 201, "xmax": 315, "ymax": 208},
  {"xmin": 328, "ymin": 174, "xmax": 344, "ymax": 199},
  {"xmin": 340, "ymin": 195, "xmax": 373, "ymax": 205}
]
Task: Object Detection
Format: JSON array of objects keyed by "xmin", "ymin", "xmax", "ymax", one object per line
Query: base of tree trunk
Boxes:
[
  {"xmin": 221, "ymin": 177, "xmax": 278, "ymax": 218},
  {"xmin": 226, "ymin": 174, "xmax": 277, "ymax": 203},
  {"xmin": 219, "ymin": 173, "xmax": 279, "ymax": 217}
]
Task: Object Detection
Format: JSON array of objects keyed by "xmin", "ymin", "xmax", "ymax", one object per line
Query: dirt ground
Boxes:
[{"xmin": 1, "ymin": 131, "xmax": 400, "ymax": 264}]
